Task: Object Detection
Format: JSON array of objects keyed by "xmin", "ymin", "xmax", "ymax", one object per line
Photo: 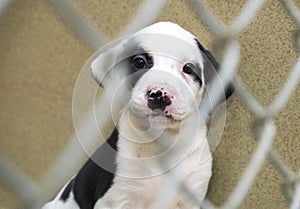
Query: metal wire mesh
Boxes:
[{"xmin": 0, "ymin": 0, "xmax": 300, "ymax": 208}]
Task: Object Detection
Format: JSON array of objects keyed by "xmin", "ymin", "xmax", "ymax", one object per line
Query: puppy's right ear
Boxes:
[
  {"xmin": 195, "ymin": 39, "xmax": 234, "ymax": 115},
  {"xmin": 91, "ymin": 39, "xmax": 129, "ymax": 88}
]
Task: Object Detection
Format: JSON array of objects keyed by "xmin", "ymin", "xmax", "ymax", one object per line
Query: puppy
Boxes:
[{"xmin": 43, "ymin": 22, "xmax": 233, "ymax": 209}]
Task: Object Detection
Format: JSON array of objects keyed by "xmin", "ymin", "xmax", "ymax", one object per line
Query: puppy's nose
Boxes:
[{"xmin": 147, "ymin": 89, "xmax": 172, "ymax": 111}]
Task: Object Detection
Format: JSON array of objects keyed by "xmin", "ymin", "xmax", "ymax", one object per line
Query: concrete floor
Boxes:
[{"xmin": 0, "ymin": 0, "xmax": 300, "ymax": 208}]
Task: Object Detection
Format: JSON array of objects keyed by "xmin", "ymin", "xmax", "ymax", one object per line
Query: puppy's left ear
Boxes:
[
  {"xmin": 195, "ymin": 39, "xmax": 234, "ymax": 111},
  {"xmin": 91, "ymin": 38, "xmax": 131, "ymax": 88}
]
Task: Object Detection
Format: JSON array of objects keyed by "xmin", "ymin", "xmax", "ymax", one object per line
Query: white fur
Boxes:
[
  {"xmin": 43, "ymin": 22, "xmax": 213, "ymax": 209},
  {"xmin": 94, "ymin": 22, "xmax": 212, "ymax": 209},
  {"xmin": 94, "ymin": 110, "xmax": 212, "ymax": 209}
]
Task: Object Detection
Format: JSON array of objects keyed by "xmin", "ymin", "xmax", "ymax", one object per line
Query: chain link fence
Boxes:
[{"xmin": 0, "ymin": 0, "xmax": 300, "ymax": 208}]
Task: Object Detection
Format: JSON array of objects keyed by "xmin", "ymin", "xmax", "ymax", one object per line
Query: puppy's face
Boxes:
[
  {"xmin": 91, "ymin": 22, "xmax": 233, "ymax": 129},
  {"xmin": 129, "ymin": 41, "xmax": 205, "ymax": 128}
]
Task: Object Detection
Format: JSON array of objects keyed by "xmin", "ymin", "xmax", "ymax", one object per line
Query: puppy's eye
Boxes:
[
  {"xmin": 183, "ymin": 63, "xmax": 196, "ymax": 74},
  {"xmin": 183, "ymin": 63, "xmax": 203, "ymax": 85},
  {"xmin": 131, "ymin": 55, "xmax": 148, "ymax": 69}
]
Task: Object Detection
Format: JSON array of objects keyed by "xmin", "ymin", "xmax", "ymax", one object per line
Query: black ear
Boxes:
[{"xmin": 195, "ymin": 39, "xmax": 234, "ymax": 110}]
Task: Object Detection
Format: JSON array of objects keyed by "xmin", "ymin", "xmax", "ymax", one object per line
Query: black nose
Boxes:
[{"xmin": 147, "ymin": 89, "xmax": 172, "ymax": 111}]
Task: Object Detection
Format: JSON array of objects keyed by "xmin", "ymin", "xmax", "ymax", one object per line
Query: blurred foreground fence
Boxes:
[{"xmin": 1, "ymin": 0, "xmax": 300, "ymax": 208}]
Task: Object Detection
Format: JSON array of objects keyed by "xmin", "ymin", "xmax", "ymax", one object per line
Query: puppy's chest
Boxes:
[
  {"xmin": 99, "ymin": 153, "xmax": 204, "ymax": 209},
  {"xmin": 110, "ymin": 164, "xmax": 197, "ymax": 209}
]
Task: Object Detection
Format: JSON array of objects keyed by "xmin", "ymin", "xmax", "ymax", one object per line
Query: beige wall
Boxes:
[{"xmin": 0, "ymin": 0, "xmax": 300, "ymax": 208}]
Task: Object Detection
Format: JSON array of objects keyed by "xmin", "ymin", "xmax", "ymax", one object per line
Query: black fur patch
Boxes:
[
  {"xmin": 194, "ymin": 38, "xmax": 234, "ymax": 100},
  {"xmin": 60, "ymin": 178, "xmax": 74, "ymax": 202},
  {"xmin": 72, "ymin": 129, "xmax": 119, "ymax": 209},
  {"xmin": 128, "ymin": 52, "xmax": 154, "ymax": 88}
]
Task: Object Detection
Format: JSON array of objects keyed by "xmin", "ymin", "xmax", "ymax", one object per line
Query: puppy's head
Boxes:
[{"xmin": 91, "ymin": 22, "xmax": 233, "ymax": 129}]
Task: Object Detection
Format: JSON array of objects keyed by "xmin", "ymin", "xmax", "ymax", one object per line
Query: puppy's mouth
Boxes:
[{"xmin": 149, "ymin": 109, "xmax": 173, "ymax": 119}]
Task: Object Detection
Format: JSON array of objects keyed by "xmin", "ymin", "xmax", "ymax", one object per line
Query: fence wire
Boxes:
[{"xmin": 1, "ymin": 0, "xmax": 300, "ymax": 208}]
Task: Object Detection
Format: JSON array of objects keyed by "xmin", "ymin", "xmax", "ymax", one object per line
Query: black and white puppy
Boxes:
[{"xmin": 43, "ymin": 22, "xmax": 233, "ymax": 209}]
